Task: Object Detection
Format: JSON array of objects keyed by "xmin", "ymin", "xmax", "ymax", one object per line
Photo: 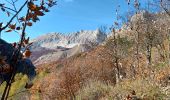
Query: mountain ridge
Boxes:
[
  {"xmin": 31, "ymin": 29, "xmax": 106, "ymax": 49},
  {"xmin": 30, "ymin": 29, "xmax": 107, "ymax": 64}
]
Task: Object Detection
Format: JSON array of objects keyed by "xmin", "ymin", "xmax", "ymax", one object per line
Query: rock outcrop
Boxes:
[{"xmin": 30, "ymin": 29, "xmax": 107, "ymax": 64}]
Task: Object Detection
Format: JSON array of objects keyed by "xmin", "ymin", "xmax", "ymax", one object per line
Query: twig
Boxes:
[
  {"xmin": 0, "ymin": 0, "xmax": 28, "ymax": 32},
  {"xmin": 3, "ymin": 6, "xmax": 17, "ymax": 12},
  {"xmin": 11, "ymin": 0, "xmax": 20, "ymax": 23},
  {"xmin": 160, "ymin": 1, "xmax": 170, "ymax": 17},
  {"xmin": 1, "ymin": 1, "xmax": 29, "ymax": 99}
]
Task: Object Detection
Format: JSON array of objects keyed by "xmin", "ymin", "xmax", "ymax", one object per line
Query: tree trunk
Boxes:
[
  {"xmin": 115, "ymin": 58, "xmax": 120, "ymax": 83},
  {"xmin": 146, "ymin": 44, "xmax": 152, "ymax": 66}
]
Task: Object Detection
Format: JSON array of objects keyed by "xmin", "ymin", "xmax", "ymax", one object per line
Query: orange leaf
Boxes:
[
  {"xmin": 35, "ymin": 11, "xmax": 45, "ymax": 16},
  {"xmin": 23, "ymin": 49, "xmax": 32, "ymax": 58},
  {"xmin": 32, "ymin": 16, "xmax": 39, "ymax": 22},
  {"xmin": 36, "ymin": 6, "xmax": 42, "ymax": 11},
  {"xmin": 27, "ymin": 13, "xmax": 33, "ymax": 19},
  {"xmin": 26, "ymin": 22, "xmax": 32, "ymax": 26},
  {"xmin": 24, "ymin": 37, "xmax": 30, "ymax": 44},
  {"xmin": 9, "ymin": 24, "xmax": 16, "ymax": 30},
  {"xmin": 28, "ymin": 2, "xmax": 37, "ymax": 11},
  {"xmin": 19, "ymin": 17, "xmax": 26, "ymax": 22},
  {"xmin": 5, "ymin": 29, "xmax": 12, "ymax": 32}
]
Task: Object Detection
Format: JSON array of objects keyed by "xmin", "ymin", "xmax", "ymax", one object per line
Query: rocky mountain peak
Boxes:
[
  {"xmin": 30, "ymin": 29, "xmax": 107, "ymax": 63},
  {"xmin": 31, "ymin": 29, "xmax": 107, "ymax": 50}
]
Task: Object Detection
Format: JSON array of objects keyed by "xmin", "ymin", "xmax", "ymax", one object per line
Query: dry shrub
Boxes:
[
  {"xmin": 76, "ymin": 78, "xmax": 167, "ymax": 100},
  {"xmin": 56, "ymin": 66, "xmax": 83, "ymax": 99},
  {"xmin": 30, "ymin": 46, "xmax": 117, "ymax": 99},
  {"xmin": 30, "ymin": 43, "xmax": 170, "ymax": 99},
  {"xmin": 31, "ymin": 65, "xmax": 83, "ymax": 99},
  {"xmin": 76, "ymin": 80, "xmax": 114, "ymax": 100},
  {"xmin": 154, "ymin": 66, "xmax": 170, "ymax": 86},
  {"xmin": 110, "ymin": 78, "xmax": 167, "ymax": 100},
  {"xmin": 68, "ymin": 46, "xmax": 116, "ymax": 84}
]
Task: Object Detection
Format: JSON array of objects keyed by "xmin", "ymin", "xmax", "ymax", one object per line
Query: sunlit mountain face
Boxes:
[{"xmin": 30, "ymin": 29, "xmax": 107, "ymax": 64}]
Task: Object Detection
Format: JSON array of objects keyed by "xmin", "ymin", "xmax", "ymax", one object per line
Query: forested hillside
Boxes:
[{"xmin": 0, "ymin": 0, "xmax": 170, "ymax": 100}]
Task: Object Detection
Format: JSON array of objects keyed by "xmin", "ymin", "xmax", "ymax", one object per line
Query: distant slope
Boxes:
[
  {"xmin": 30, "ymin": 29, "xmax": 107, "ymax": 64},
  {"xmin": 33, "ymin": 44, "xmax": 93, "ymax": 65}
]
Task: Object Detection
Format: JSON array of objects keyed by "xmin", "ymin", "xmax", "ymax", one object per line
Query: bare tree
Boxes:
[
  {"xmin": 160, "ymin": 0, "xmax": 170, "ymax": 16},
  {"xmin": 106, "ymin": 29, "xmax": 133, "ymax": 83}
]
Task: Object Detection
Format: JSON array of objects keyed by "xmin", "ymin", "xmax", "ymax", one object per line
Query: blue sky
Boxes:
[{"xmin": 2, "ymin": 0, "xmax": 131, "ymax": 43}]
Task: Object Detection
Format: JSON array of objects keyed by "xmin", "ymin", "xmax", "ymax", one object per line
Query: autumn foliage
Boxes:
[
  {"xmin": 0, "ymin": 0, "xmax": 56, "ymax": 99},
  {"xmin": 1, "ymin": 0, "xmax": 170, "ymax": 99}
]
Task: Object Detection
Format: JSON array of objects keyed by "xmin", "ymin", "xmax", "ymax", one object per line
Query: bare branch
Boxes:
[
  {"xmin": 1, "ymin": 7, "xmax": 30, "ymax": 100},
  {"xmin": 0, "ymin": 0, "xmax": 28, "ymax": 32},
  {"xmin": 161, "ymin": 5, "xmax": 170, "ymax": 16},
  {"xmin": 11, "ymin": 0, "xmax": 20, "ymax": 23},
  {"xmin": 160, "ymin": 1, "xmax": 170, "ymax": 17},
  {"xmin": 3, "ymin": 6, "xmax": 17, "ymax": 12}
]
